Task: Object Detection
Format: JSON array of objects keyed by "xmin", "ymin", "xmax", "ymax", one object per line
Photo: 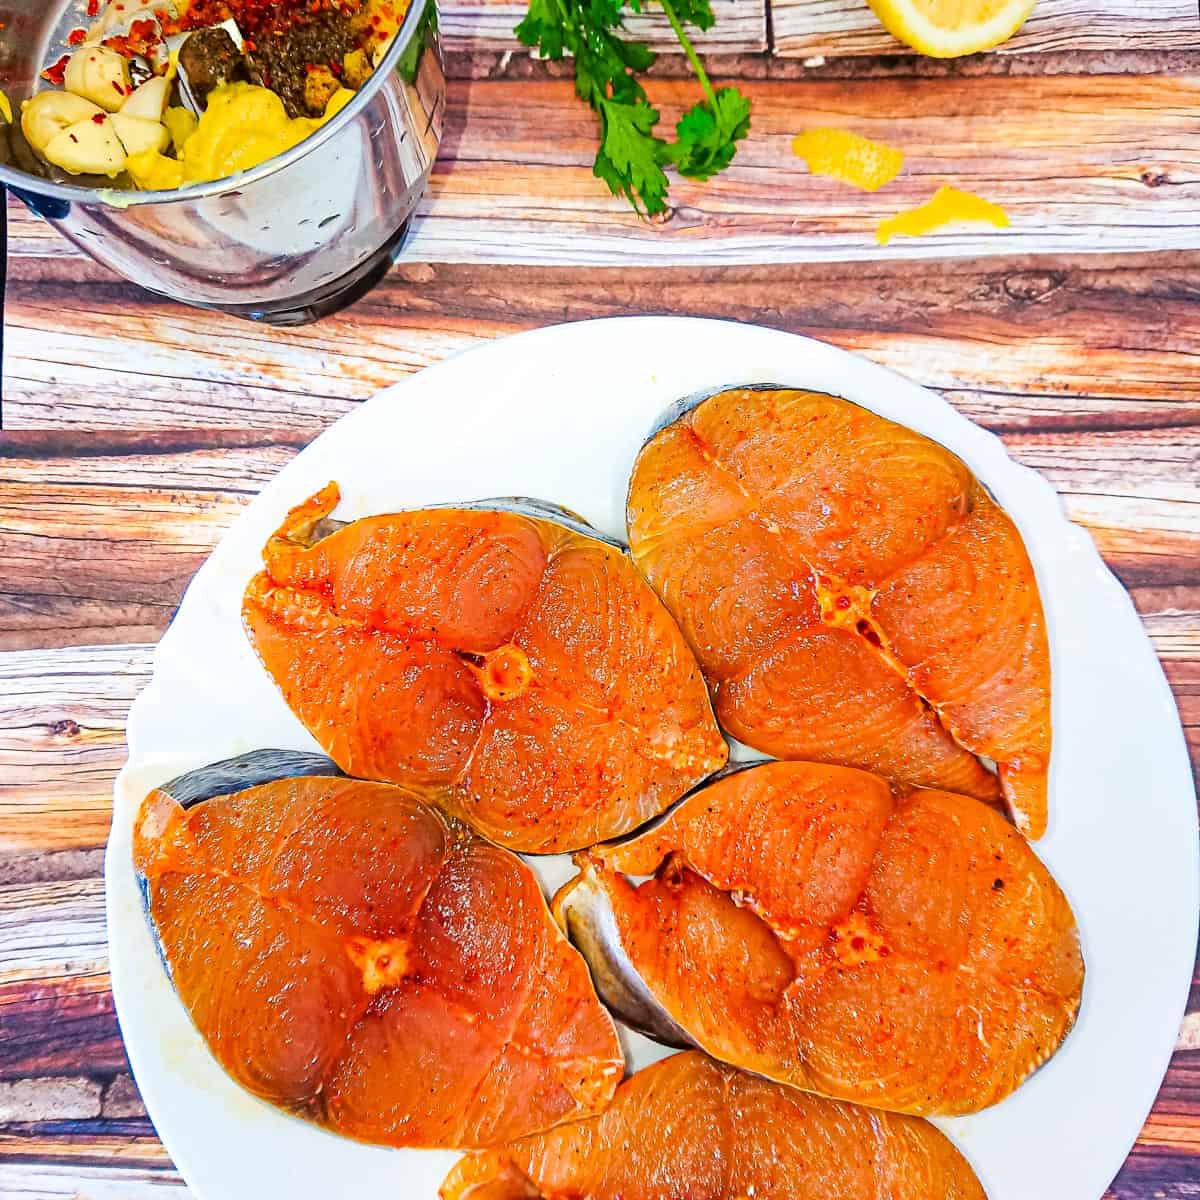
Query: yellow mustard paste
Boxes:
[{"xmin": 126, "ymin": 81, "xmax": 354, "ymax": 190}]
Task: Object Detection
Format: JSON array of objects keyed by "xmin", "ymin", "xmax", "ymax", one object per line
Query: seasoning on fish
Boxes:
[
  {"xmin": 627, "ymin": 385, "xmax": 1052, "ymax": 837},
  {"xmin": 242, "ymin": 483, "xmax": 728, "ymax": 853},
  {"xmin": 134, "ymin": 754, "xmax": 624, "ymax": 1148},
  {"xmin": 557, "ymin": 761, "xmax": 1082, "ymax": 1117},
  {"xmin": 439, "ymin": 1051, "xmax": 988, "ymax": 1200}
]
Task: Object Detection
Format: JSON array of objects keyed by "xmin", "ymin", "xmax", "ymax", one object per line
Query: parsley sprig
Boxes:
[{"xmin": 516, "ymin": 0, "xmax": 751, "ymax": 216}]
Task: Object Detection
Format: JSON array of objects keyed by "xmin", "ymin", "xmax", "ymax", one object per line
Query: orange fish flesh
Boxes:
[
  {"xmin": 133, "ymin": 753, "xmax": 624, "ymax": 1147},
  {"xmin": 627, "ymin": 386, "xmax": 1052, "ymax": 837},
  {"xmin": 440, "ymin": 1051, "xmax": 987, "ymax": 1200},
  {"xmin": 243, "ymin": 484, "xmax": 728, "ymax": 853},
  {"xmin": 557, "ymin": 761, "xmax": 1082, "ymax": 1116}
]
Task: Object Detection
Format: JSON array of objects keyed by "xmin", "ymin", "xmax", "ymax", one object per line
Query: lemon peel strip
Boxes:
[
  {"xmin": 792, "ymin": 127, "xmax": 905, "ymax": 193},
  {"xmin": 876, "ymin": 185, "xmax": 1010, "ymax": 245}
]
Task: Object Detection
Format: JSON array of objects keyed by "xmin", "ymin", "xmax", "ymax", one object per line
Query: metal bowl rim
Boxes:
[{"xmin": 0, "ymin": 0, "xmax": 433, "ymax": 208}]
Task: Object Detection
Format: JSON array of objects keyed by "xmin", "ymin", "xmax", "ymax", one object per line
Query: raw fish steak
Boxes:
[
  {"xmin": 243, "ymin": 484, "xmax": 728, "ymax": 853},
  {"xmin": 441, "ymin": 1051, "xmax": 986, "ymax": 1200},
  {"xmin": 134, "ymin": 754, "xmax": 624, "ymax": 1147},
  {"xmin": 558, "ymin": 761, "xmax": 1082, "ymax": 1117},
  {"xmin": 627, "ymin": 387, "xmax": 1051, "ymax": 837}
]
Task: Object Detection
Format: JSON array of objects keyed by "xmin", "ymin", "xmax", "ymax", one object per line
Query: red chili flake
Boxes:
[
  {"xmin": 87, "ymin": 0, "xmax": 101, "ymax": 14},
  {"xmin": 328, "ymin": 58, "xmax": 342, "ymax": 75},
  {"xmin": 41, "ymin": 54, "xmax": 70, "ymax": 85},
  {"xmin": 160, "ymin": 0, "xmax": 362, "ymax": 44},
  {"xmin": 835, "ymin": 595, "xmax": 851, "ymax": 610},
  {"xmin": 112, "ymin": 78, "xmax": 127, "ymax": 94},
  {"xmin": 67, "ymin": 26, "xmax": 88, "ymax": 45},
  {"xmin": 92, "ymin": 112, "xmax": 107, "ymax": 124}
]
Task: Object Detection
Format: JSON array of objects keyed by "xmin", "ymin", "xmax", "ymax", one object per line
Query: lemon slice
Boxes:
[
  {"xmin": 792, "ymin": 128, "xmax": 904, "ymax": 192},
  {"xmin": 867, "ymin": 0, "xmax": 1037, "ymax": 57}
]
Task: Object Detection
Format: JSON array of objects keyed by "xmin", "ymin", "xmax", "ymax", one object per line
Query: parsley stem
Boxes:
[{"xmin": 657, "ymin": 0, "xmax": 717, "ymax": 109}]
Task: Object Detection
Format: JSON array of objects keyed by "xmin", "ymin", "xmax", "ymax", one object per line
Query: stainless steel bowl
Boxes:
[{"xmin": 0, "ymin": 0, "xmax": 444, "ymax": 324}]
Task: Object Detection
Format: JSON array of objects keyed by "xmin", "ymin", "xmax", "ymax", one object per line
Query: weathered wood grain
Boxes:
[
  {"xmin": 0, "ymin": 973, "xmax": 125, "ymax": 1080},
  {"xmin": 0, "ymin": 645, "xmax": 148, "ymax": 854},
  {"xmin": 6, "ymin": 73, "xmax": 1199, "ymax": 271},
  {"xmin": 6, "ymin": 251, "xmax": 1200, "ymax": 434},
  {"xmin": 0, "ymin": 435, "xmax": 296, "ymax": 648},
  {"xmin": 0, "ymin": 1131, "xmax": 170, "ymax": 1165},
  {"xmin": 438, "ymin": 0, "xmax": 767, "ymax": 54},
  {"xmin": 0, "ymin": 1161, "xmax": 186, "ymax": 1198},
  {"xmin": 451, "ymin": 46, "xmax": 1200, "ymax": 82},
  {"xmin": 0, "ymin": 880, "xmax": 106, "ymax": 983},
  {"xmin": 773, "ymin": 0, "xmax": 1200, "ymax": 60},
  {"xmin": 380, "ymin": 73, "xmax": 1200, "ymax": 264}
]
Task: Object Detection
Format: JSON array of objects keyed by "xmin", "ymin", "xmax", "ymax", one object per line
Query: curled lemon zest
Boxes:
[
  {"xmin": 792, "ymin": 127, "xmax": 904, "ymax": 193},
  {"xmin": 876, "ymin": 185, "xmax": 1009, "ymax": 245}
]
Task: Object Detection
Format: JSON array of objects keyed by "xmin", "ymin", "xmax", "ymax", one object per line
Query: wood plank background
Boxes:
[{"xmin": 1, "ymin": 0, "xmax": 1199, "ymax": 1195}]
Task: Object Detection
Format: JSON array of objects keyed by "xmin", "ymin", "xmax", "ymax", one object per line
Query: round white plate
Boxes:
[{"xmin": 107, "ymin": 316, "xmax": 1198, "ymax": 1200}]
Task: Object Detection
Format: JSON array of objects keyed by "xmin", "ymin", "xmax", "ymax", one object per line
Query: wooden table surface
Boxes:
[{"xmin": 2, "ymin": 1, "xmax": 1199, "ymax": 1196}]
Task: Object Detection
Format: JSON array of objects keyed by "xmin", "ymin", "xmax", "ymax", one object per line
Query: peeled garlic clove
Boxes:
[
  {"xmin": 112, "ymin": 113, "xmax": 169, "ymax": 156},
  {"xmin": 43, "ymin": 113, "xmax": 127, "ymax": 176},
  {"xmin": 64, "ymin": 46, "xmax": 132, "ymax": 112},
  {"xmin": 120, "ymin": 75, "xmax": 170, "ymax": 121},
  {"xmin": 21, "ymin": 90, "xmax": 104, "ymax": 154}
]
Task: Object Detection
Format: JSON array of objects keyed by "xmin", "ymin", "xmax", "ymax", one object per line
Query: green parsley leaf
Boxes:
[
  {"xmin": 514, "ymin": 0, "xmax": 750, "ymax": 215},
  {"xmin": 596, "ymin": 97, "xmax": 670, "ymax": 215},
  {"xmin": 667, "ymin": 85, "xmax": 751, "ymax": 180}
]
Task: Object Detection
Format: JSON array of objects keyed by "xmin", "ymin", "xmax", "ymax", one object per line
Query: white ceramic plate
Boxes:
[{"xmin": 107, "ymin": 317, "xmax": 1198, "ymax": 1200}]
